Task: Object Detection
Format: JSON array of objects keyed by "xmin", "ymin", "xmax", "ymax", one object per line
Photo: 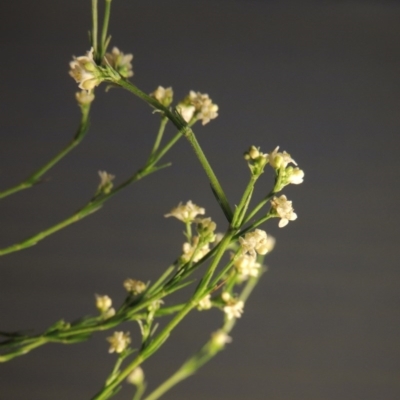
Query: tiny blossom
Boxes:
[
  {"xmin": 150, "ymin": 86, "xmax": 173, "ymax": 107},
  {"xmin": 95, "ymin": 295, "xmax": 112, "ymax": 313},
  {"xmin": 127, "ymin": 367, "xmax": 144, "ymax": 386},
  {"xmin": 123, "ymin": 279, "xmax": 146, "ymax": 295},
  {"xmin": 221, "ymin": 292, "xmax": 231, "ymax": 302},
  {"xmin": 211, "ymin": 330, "xmax": 232, "ymax": 347},
  {"xmin": 75, "ymin": 90, "xmax": 95, "ymax": 106},
  {"xmin": 164, "ymin": 200, "xmax": 205, "ymax": 223},
  {"xmin": 102, "ymin": 307, "xmax": 116, "ymax": 319},
  {"xmin": 239, "ymin": 229, "xmax": 270, "ymax": 257},
  {"xmin": 223, "ymin": 300, "xmax": 244, "ymax": 320},
  {"xmin": 107, "ymin": 331, "xmax": 131, "ymax": 353},
  {"xmin": 287, "ymin": 167, "xmax": 305, "ymax": 185},
  {"xmin": 69, "ymin": 48, "xmax": 102, "ymax": 91},
  {"xmin": 98, "ymin": 170, "xmax": 115, "ymax": 194},
  {"xmin": 233, "ymin": 253, "xmax": 261, "ymax": 279},
  {"xmin": 267, "ymin": 146, "xmax": 297, "ymax": 169},
  {"xmin": 104, "ymin": 47, "xmax": 134, "ymax": 78},
  {"xmin": 181, "ymin": 236, "xmax": 210, "ymax": 263},
  {"xmin": 196, "ymin": 217, "xmax": 217, "ymax": 243},
  {"xmin": 185, "ymin": 91, "xmax": 219, "ymax": 125},
  {"xmin": 176, "ymin": 103, "xmax": 196, "ymax": 123},
  {"xmin": 271, "ymin": 195, "xmax": 297, "ymax": 228},
  {"xmin": 197, "ymin": 294, "xmax": 212, "ymax": 310}
]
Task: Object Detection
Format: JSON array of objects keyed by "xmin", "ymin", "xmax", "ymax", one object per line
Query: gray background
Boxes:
[{"xmin": 0, "ymin": 0, "xmax": 399, "ymax": 399}]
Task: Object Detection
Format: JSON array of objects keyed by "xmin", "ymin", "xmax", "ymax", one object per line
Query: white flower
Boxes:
[
  {"xmin": 104, "ymin": 47, "xmax": 134, "ymax": 78},
  {"xmin": 197, "ymin": 294, "xmax": 212, "ymax": 310},
  {"xmin": 233, "ymin": 253, "xmax": 261, "ymax": 279},
  {"xmin": 211, "ymin": 330, "xmax": 232, "ymax": 347},
  {"xmin": 176, "ymin": 103, "xmax": 196, "ymax": 123},
  {"xmin": 164, "ymin": 200, "xmax": 205, "ymax": 223},
  {"xmin": 287, "ymin": 167, "xmax": 305, "ymax": 185},
  {"xmin": 102, "ymin": 308, "xmax": 116, "ymax": 319},
  {"xmin": 150, "ymin": 86, "xmax": 173, "ymax": 107},
  {"xmin": 186, "ymin": 91, "xmax": 219, "ymax": 125},
  {"xmin": 69, "ymin": 48, "xmax": 102, "ymax": 91},
  {"xmin": 239, "ymin": 229, "xmax": 270, "ymax": 257},
  {"xmin": 271, "ymin": 195, "xmax": 297, "ymax": 227},
  {"xmin": 95, "ymin": 295, "xmax": 113, "ymax": 313},
  {"xmin": 75, "ymin": 90, "xmax": 95, "ymax": 105},
  {"xmin": 267, "ymin": 146, "xmax": 297, "ymax": 169},
  {"xmin": 123, "ymin": 279, "xmax": 146, "ymax": 295},
  {"xmin": 98, "ymin": 170, "xmax": 115, "ymax": 194},
  {"xmin": 223, "ymin": 300, "xmax": 244, "ymax": 320},
  {"xmin": 127, "ymin": 367, "xmax": 144, "ymax": 386},
  {"xmin": 107, "ymin": 331, "xmax": 131, "ymax": 353},
  {"xmin": 181, "ymin": 236, "xmax": 210, "ymax": 263}
]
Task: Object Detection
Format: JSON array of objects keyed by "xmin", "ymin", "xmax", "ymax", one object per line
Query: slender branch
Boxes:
[
  {"xmin": 99, "ymin": 0, "xmax": 113, "ymax": 60},
  {"xmin": 92, "ymin": 0, "xmax": 99, "ymax": 57},
  {"xmin": 0, "ymin": 105, "xmax": 91, "ymax": 200}
]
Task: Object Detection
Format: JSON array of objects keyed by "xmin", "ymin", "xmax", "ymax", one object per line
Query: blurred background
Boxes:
[{"xmin": 0, "ymin": 0, "xmax": 399, "ymax": 399}]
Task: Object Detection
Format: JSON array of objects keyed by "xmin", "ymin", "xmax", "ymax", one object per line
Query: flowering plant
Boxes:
[{"xmin": 0, "ymin": 1, "xmax": 304, "ymax": 399}]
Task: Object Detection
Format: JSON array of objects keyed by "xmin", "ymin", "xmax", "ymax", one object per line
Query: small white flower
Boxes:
[
  {"xmin": 221, "ymin": 292, "xmax": 231, "ymax": 302},
  {"xmin": 151, "ymin": 86, "xmax": 173, "ymax": 107},
  {"xmin": 123, "ymin": 279, "xmax": 146, "ymax": 295},
  {"xmin": 186, "ymin": 91, "xmax": 219, "ymax": 125},
  {"xmin": 267, "ymin": 146, "xmax": 297, "ymax": 169},
  {"xmin": 223, "ymin": 300, "xmax": 244, "ymax": 320},
  {"xmin": 98, "ymin": 170, "xmax": 115, "ymax": 194},
  {"xmin": 176, "ymin": 103, "xmax": 196, "ymax": 123},
  {"xmin": 181, "ymin": 236, "xmax": 210, "ymax": 263},
  {"xmin": 95, "ymin": 295, "xmax": 112, "ymax": 313},
  {"xmin": 164, "ymin": 200, "xmax": 205, "ymax": 223},
  {"xmin": 197, "ymin": 294, "xmax": 212, "ymax": 310},
  {"xmin": 127, "ymin": 367, "xmax": 144, "ymax": 386},
  {"xmin": 233, "ymin": 253, "xmax": 261, "ymax": 279},
  {"xmin": 104, "ymin": 47, "xmax": 134, "ymax": 78},
  {"xmin": 102, "ymin": 307, "xmax": 116, "ymax": 319},
  {"xmin": 196, "ymin": 217, "xmax": 217, "ymax": 243},
  {"xmin": 107, "ymin": 331, "xmax": 131, "ymax": 353},
  {"xmin": 239, "ymin": 229, "xmax": 270, "ymax": 257},
  {"xmin": 211, "ymin": 330, "xmax": 232, "ymax": 347},
  {"xmin": 69, "ymin": 48, "xmax": 102, "ymax": 91},
  {"xmin": 75, "ymin": 90, "xmax": 95, "ymax": 105},
  {"xmin": 271, "ymin": 195, "xmax": 297, "ymax": 227},
  {"xmin": 287, "ymin": 167, "xmax": 305, "ymax": 185}
]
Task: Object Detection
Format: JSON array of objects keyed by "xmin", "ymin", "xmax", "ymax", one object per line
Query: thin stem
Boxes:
[
  {"xmin": 231, "ymin": 175, "xmax": 257, "ymax": 228},
  {"xmin": 243, "ymin": 190, "xmax": 275, "ymax": 225},
  {"xmin": 0, "ymin": 106, "xmax": 91, "ymax": 200},
  {"xmin": 150, "ymin": 117, "xmax": 168, "ymax": 157},
  {"xmin": 100, "ymin": 0, "xmax": 113, "ymax": 59},
  {"xmin": 116, "ymin": 79, "xmax": 233, "ymax": 221},
  {"xmin": 143, "ymin": 273, "xmax": 263, "ymax": 400},
  {"xmin": 92, "ymin": 0, "xmax": 99, "ymax": 56}
]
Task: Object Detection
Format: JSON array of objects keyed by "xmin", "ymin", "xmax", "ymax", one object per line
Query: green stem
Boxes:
[
  {"xmin": 92, "ymin": 0, "xmax": 99, "ymax": 57},
  {"xmin": 0, "ymin": 106, "xmax": 91, "ymax": 200},
  {"xmin": 231, "ymin": 175, "xmax": 257, "ymax": 228},
  {"xmin": 150, "ymin": 117, "xmax": 168, "ymax": 157},
  {"xmin": 99, "ymin": 0, "xmax": 112, "ymax": 59},
  {"xmin": 143, "ymin": 272, "xmax": 263, "ymax": 400},
  {"xmin": 243, "ymin": 190, "xmax": 275, "ymax": 225},
  {"xmin": 116, "ymin": 79, "xmax": 233, "ymax": 221}
]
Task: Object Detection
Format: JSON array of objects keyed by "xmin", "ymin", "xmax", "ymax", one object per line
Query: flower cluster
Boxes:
[
  {"xmin": 150, "ymin": 86, "xmax": 174, "ymax": 107},
  {"xmin": 239, "ymin": 229, "xmax": 271, "ymax": 257},
  {"xmin": 164, "ymin": 201, "xmax": 205, "ymax": 223},
  {"xmin": 95, "ymin": 294, "xmax": 116, "ymax": 319},
  {"xmin": 69, "ymin": 48, "xmax": 102, "ymax": 91},
  {"xmin": 271, "ymin": 195, "xmax": 297, "ymax": 227},
  {"xmin": 123, "ymin": 279, "xmax": 146, "ymax": 295},
  {"xmin": 244, "ymin": 145, "xmax": 268, "ymax": 176},
  {"xmin": 104, "ymin": 47, "xmax": 134, "ymax": 78},
  {"xmin": 233, "ymin": 253, "xmax": 262, "ymax": 280},
  {"xmin": 107, "ymin": 331, "xmax": 131, "ymax": 353},
  {"xmin": 222, "ymin": 293, "xmax": 244, "ymax": 320},
  {"xmin": 197, "ymin": 294, "xmax": 212, "ymax": 310},
  {"xmin": 181, "ymin": 235, "xmax": 211, "ymax": 263},
  {"xmin": 177, "ymin": 91, "xmax": 219, "ymax": 125}
]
